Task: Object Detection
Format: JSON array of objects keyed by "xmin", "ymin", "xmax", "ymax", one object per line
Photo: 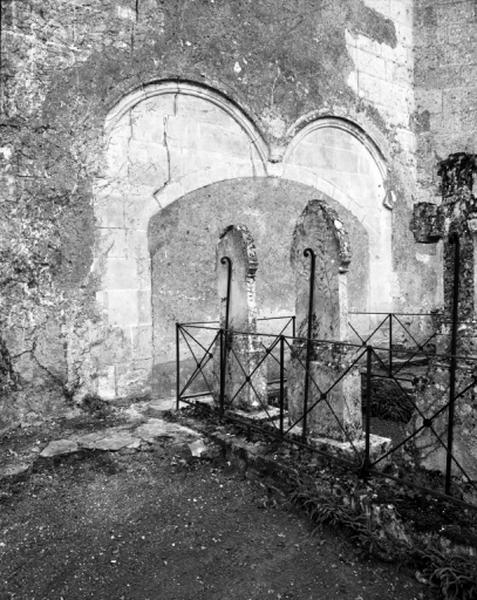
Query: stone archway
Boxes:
[
  {"xmin": 90, "ymin": 81, "xmax": 390, "ymax": 400},
  {"xmin": 148, "ymin": 177, "xmax": 368, "ymax": 394}
]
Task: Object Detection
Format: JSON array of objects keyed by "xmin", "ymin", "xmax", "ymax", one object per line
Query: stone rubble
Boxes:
[{"xmin": 1, "ymin": 400, "xmax": 207, "ymax": 481}]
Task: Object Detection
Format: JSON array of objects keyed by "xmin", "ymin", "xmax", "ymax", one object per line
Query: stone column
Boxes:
[
  {"xmin": 287, "ymin": 199, "xmax": 362, "ymax": 441},
  {"xmin": 409, "ymin": 153, "xmax": 477, "ymax": 481},
  {"xmin": 216, "ymin": 225, "xmax": 267, "ymax": 411}
]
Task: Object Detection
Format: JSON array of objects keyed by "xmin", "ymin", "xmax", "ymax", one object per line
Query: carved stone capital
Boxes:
[
  {"xmin": 410, "ymin": 202, "xmax": 443, "ymax": 243},
  {"xmin": 438, "ymin": 152, "xmax": 477, "ymax": 199}
]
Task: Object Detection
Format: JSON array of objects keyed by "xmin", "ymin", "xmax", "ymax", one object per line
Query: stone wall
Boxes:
[
  {"xmin": 415, "ymin": 0, "xmax": 477, "ymax": 201},
  {"xmin": 412, "ymin": 0, "xmax": 477, "ymax": 307},
  {"xmin": 2, "ymin": 0, "xmax": 472, "ymax": 423}
]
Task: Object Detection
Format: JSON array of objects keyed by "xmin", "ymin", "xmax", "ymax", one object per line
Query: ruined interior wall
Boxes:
[
  {"xmin": 412, "ymin": 0, "xmax": 477, "ymax": 307},
  {"xmin": 414, "ymin": 0, "xmax": 477, "ymax": 197},
  {"xmin": 1, "ymin": 0, "xmax": 448, "ymax": 422}
]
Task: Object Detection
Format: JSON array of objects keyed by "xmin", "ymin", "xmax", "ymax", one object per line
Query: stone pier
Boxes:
[
  {"xmin": 410, "ymin": 153, "xmax": 477, "ymax": 481},
  {"xmin": 287, "ymin": 198, "xmax": 362, "ymax": 441},
  {"xmin": 216, "ymin": 225, "xmax": 267, "ymax": 411}
]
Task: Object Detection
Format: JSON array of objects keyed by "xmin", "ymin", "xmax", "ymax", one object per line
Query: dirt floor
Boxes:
[{"xmin": 0, "ymin": 434, "xmax": 429, "ymax": 600}]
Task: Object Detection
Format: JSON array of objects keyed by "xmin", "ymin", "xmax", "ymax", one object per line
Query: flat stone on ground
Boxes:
[
  {"xmin": 135, "ymin": 419, "xmax": 202, "ymax": 444},
  {"xmin": 1, "ymin": 462, "xmax": 32, "ymax": 478},
  {"xmin": 89, "ymin": 432, "xmax": 138, "ymax": 452},
  {"xmin": 40, "ymin": 439, "xmax": 79, "ymax": 458},
  {"xmin": 75, "ymin": 429, "xmax": 138, "ymax": 451}
]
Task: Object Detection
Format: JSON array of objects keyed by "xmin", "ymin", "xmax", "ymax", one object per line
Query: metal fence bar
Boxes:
[
  {"xmin": 388, "ymin": 313, "xmax": 393, "ymax": 376},
  {"xmin": 221, "ymin": 256, "xmax": 232, "ymax": 334},
  {"xmin": 303, "ymin": 247, "xmax": 316, "ymax": 442},
  {"xmin": 364, "ymin": 345, "xmax": 372, "ymax": 473},
  {"xmin": 279, "ymin": 335, "xmax": 285, "ymax": 436},
  {"xmin": 227, "ymin": 334, "xmax": 281, "ymax": 404},
  {"xmin": 219, "ymin": 328, "xmax": 225, "ymax": 415},
  {"xmin": 178, "ymin": 328, "xmax": 217, "ymax": 398},
  {"xmin": 176, "ymin": 323, "xmax": 181, "ymax": 409},
  {"xmin": 446, "ymin": 233, "xmax": 460, "ymax": 494},
  {"xmin": 175, "ymin": 319, "xmax": 477, "ymax": 509},
  {"xmin": 349, "ymin": 311, "xmax": 434, "ymax": 316}
]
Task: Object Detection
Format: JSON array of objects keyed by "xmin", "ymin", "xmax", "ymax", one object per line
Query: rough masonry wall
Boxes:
[
  {"xmin": 0, "ymin": 0, "xmax": 449, "ymax": 423},
  {"xmin": 411, "ymin": 0, "xmax": 477, "ymax": 311},
  {"xmin": 149, "ymin": 178, "xmax": 368, "ymax": 392},
  {"xmin": 415, "ymin": 0, "xmax": 477, "ymax": 199}
]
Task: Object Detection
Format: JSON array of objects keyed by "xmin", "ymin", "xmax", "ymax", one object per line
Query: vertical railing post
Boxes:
[
  {"xmin": 388, "ymin": 313, "xmax": 393, "ymax": 377},
  {"xmin": 221, "ymin": 256, "xmax": 232, "ymax": 335},
  {"xmin": 175, "ymin": 323, "xmax": 181, "ymax": 410},
  {"xmin": 302, "ymin": 248, "xmax": 316, "ymax": 443},
  {"xmin": 219, "ymin": 328, "xmax": 226, "ymax": 416},
  {"xmin": 292, "ymin": 315, "xmax": 296, "ymax": 338},
  {"xmin": 446, "ymin": 233, "xmax": 460, "ymax": 495},
  {"xmin": 364, "ymin": 345, "xmax": 372, "ymax": 474},
  {"xmin": 279, "ymin": 335, "xmax": 285, "ymax": 436},
  {"xmin": 219, "ymin": 256, "xmax": 232, "ymax": 417}
]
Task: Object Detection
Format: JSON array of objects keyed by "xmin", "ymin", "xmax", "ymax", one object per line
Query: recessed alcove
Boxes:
[{"xmin": 148, "ymin": 177, "xmax": 369, "ymax": 394}]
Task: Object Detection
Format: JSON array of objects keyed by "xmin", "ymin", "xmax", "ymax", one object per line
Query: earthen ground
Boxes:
[{"xmin": 0, "ymin": 418, "xmax": 428, "ymax": 600}]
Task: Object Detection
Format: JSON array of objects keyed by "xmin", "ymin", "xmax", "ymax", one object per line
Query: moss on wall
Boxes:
[{"xmin": 2, "ymin": 0, "xmax": 459, "ymax": 419}]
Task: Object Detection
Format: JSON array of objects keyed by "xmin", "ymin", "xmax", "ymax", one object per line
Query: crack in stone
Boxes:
[{"xmin": 163, "ymin": 115, "xmax": 172, "ymax": 186}]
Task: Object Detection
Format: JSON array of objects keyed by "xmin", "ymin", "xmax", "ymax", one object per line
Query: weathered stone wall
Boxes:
[
  {"xmin": 149, "ymin": 178, "xmax": 369, "ymax": 392},
  {"xmin": 2, "ymin": 0, "xmax": 469, "ymax": 423},
  {"xmin": 414, "ymin": 0, "xmax": 477, "ymax": 201},
  {"xmin": 412, "ymin": 0, "xmax": 477, "ymax": 308}
]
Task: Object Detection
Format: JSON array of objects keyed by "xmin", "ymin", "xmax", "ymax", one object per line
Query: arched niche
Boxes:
[
  {"xmin": 91, "ymin": 82, "xmax": 267, "ymax": 398},
  {"xmin": 148, "ymin": 178, "xmax": 368, "ymax": 394},
  {"xmin": 282, "ymin": 117, "xmax": 392, "ymax": 313},
  {"xmin": 90, "ymin": 81, "xmax": 389, "ymax": 400}
]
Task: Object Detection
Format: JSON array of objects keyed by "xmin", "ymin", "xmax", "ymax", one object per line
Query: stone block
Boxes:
[
  {"xmin": 96, "ymin": 228, "xmax": 128, "ymax": 259},
  {"xmin": 102, "ymin": 258, "xmax": 139, "ymax": 290},
  {"xmin": 410, "ymin": 202, "xmax": 443, "ymax": 243},
  {"xmin": 354, "ymin": 48, "xmax": 387, "ymax": 78},
  {"xmin": 127, "ymin": 146, "xmax": 169, "ymax": 188},
  {"xmin": 176, "ymin": 93, "xmax": 238, "ymax": 128},
  {"xmin": 131, "ymin": 325, "xmax": 153, "ymax": 359},
  {"xmin": 40, "ymin": 439, "xmax": 79, "ymax": 458},
  {"xmin": 288, "ymin": 352, "xmax": 362, "ymax": 442},
  {"xmin": 115, "ymin": 358, "xmax": 152, "ymax": 397},
  {"xmin": 96, "ymin": 365, "xmax": 117, "ymax": 400},
  {"xmin": 396, "ymin": 127, "xmax": 417, "ymax": 153},
  {"xmin": 407, "ymin": 359, "xmax": 477, "ymax": 481},
  {"xmin": 165, "ymin": 115, "xmax": 200, "ymax": 150},
  {"xmin": 126, "ymin": 229, "xmax": 149, "ymax": 259},
  {"xmin": 131, "ymin": 109, "xmax": 166, "ymax": 143},
  {"xmin": 135, "ymin": 95, "xmax": 176, "ymax": 121},
  {"xmin": 105, "ymin": 136, "xmax": 129, "ymax": 178},
  {"xmin": 137, "ymin": 289, "xmax": 152, "ymax": 324},
  {"xmin": 123, "ymin": 193, "xmax": 160, "ymax": 230},
  {"xmin": 198, "ymin": 122, "xmax": 252, "ymax": 159},
  {"xmin": 436, "ymin": 1, "xmax": 476, "ymax": 24},
  {"xmin": 387, "ymin": 0, "xmax": 413, "ymax": 25},
  {"xmin": 94, "ymin": 196, "xmax": 125, "ymax": 228},
  {"xmin": 107, "ymin": 290, "xmax": 139, "ymax": 326}
]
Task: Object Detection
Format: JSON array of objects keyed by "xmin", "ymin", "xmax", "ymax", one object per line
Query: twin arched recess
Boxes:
[{"xmin": 92, "ymin": 81, "xmax": 392, "ymax": 399}]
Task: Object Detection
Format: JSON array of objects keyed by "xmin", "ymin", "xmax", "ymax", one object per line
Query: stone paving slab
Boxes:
[
  {"xmin": 40, "ymin": 439, "xmax": 79, "ymax": 458},
  {"xmin": 0, "ymin": 400, "xmax": 207, "ymax": 481},
  {"xmin": 134, "ymin": 418, "xmax": 202, "ymax": 444}
]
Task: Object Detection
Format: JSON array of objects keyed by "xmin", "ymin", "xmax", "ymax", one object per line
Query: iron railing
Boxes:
[
  {"xmin": 176, "ymin": 322, "xmax": 477, "ymax": 509},
  {"xmin": 176, "ymin": 243, "xmax": 476, "ymax": 510},
  {"xmin": 348, "ymin": 311, "xmax": 439, "ymax": 376}
]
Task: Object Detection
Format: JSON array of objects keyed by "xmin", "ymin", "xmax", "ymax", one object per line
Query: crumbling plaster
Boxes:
[
  {"xmin": 0, "ymin": 0, "xmax": 450, "ymax": 421},
  {"xmin": 96, "ymin": 82, "xmax": 390, "ymax": 399}
]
